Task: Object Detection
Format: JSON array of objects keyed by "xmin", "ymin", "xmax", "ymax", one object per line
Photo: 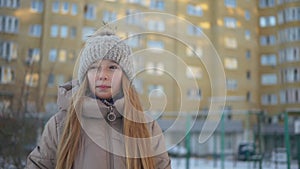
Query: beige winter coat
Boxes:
[{"xmin": 25, "ymin": 80, "xmax": 171, "ymax": 169}]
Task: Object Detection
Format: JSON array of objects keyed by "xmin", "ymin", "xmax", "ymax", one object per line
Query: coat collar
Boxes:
[
  {"xmin": 81, "ymin": 96, "xmax": 124, "ymax": 119},
  {"xmin": 57, "ymin": 80, "xmax": 124, "ymax": 120}
]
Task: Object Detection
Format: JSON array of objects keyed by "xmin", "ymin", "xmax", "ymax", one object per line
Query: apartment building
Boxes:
[
  {"xmin": 0, "ymin": 0, "xmax": 260, "ymax": 115},
  {"xmin": 258, "ymin": 0, "xmax": 300, "ymax": 121}
]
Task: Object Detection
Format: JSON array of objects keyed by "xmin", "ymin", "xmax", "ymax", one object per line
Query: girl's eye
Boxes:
[
  {"xmin": 109, "ymin": 65, "xmax": 118, "ymax": 70},
  {"xmin": 89, "ymin": 66, "xmax": 97, "ymax": 70}
]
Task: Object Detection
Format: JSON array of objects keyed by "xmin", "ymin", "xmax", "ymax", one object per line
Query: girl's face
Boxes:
[{"xmin": 87, "ymin": 59, "xmax": 123, "ymax": 99}]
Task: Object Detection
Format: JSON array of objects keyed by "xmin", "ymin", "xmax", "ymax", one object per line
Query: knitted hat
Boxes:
[{"xmin": 78, "ymin": 29, "xmax": 133, "ymax": 84}]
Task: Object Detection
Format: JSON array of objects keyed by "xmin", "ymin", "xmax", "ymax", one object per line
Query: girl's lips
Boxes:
[{"xmin": 97, "ymin": 85, "xmax": 110, "ymax": 89}]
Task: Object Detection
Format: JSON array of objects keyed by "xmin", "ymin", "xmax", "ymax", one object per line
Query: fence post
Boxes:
[
  {"xmin": 221, "ymin": 113, "xmax": 225, "ymax": 169},
  {"xmin": 284, "ymin": 112, "xmax": 291, "ymax": 169},
  {"xmin": 185, "ymin": 114, "xmax": 191, "ymax": 169}
]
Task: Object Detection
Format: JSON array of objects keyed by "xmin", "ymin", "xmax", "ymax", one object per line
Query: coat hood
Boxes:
[{"xmin": 57, "ymin": 80, "xmax": 80, "ymax": 112}]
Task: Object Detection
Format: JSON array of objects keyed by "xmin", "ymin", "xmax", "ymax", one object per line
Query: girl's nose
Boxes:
[{"xmin": 97, "ymin": 69, "xmax": 108, "ymax": 80}]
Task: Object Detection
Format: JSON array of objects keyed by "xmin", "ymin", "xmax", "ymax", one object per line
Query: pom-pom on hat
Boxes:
[{"xmin": 77, "ymin": 28, "xmax": 133, "ymax": 84}]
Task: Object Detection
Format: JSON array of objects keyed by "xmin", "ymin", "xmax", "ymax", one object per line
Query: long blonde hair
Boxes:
[{"xmin": 55, "ymin": 75, "xmax": 154, "ymax": 169}]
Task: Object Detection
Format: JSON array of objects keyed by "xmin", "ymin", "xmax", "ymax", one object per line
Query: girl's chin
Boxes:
[{"xmin": 95, "ymin": 93, "xmax": 112, "ymax": 99}]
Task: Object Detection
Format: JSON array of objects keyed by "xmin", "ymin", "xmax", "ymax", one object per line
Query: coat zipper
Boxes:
[{"xmin": 107, "ymin": 105, "xmax": 115, "ymax": 169}]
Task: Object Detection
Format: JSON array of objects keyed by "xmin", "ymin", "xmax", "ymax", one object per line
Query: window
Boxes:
[
  {"xmin": 52, "ymin": 1, "xmax": 59, "ymax": 13},
  {"xmin": 225, "ymin": 37, "xmax": 237, "ymax": 48},
  {"xmin": 278, "ymin": 27, "xmax": 300, "ymax": 43},
  {"xmin": 68, "ymin": 50, "xmax": 76, "ymax": 61},
  {"xmin": 260, "ymin": 16, "xmax": 276, "ymax": 27},
  {"xmin": 280, "ymin": 88, "xmax": 300, "ymax": 104},
  {"xmin": 187, "ymin": 4, "xmax": 203, "ymax": 16},
  {"xmin": 29, "ymin": 24, "xmax": 42, "ymax": 37},
  {"xmin": 0, "ymin": 0, "xmax": 20, "ymax": 8},
  {"xmin": 260, "ymin": 35, "xmax": 276, "ymax": 46},
  {"xmin": 148, "ymin": 20, "xmax": 165, "ymax": 32},
  {"xmin": 150, "ymin": 0, "xmax": 164, "ymax": 10},
  {"xmin": 279, "ymin": 47, "xmax": 300, "ymax": 63},
  {"xmin": 259, "ymin": 0, "xmax": 275, "ymax": 8},
  {"xmin": 245, "ymin": 10, "xmax": 251, "ymax": 20},
  {"xmin": 71, "ymin": 4, "xmax": 78, "ymax": 15},
  {"xmin": 261, "ymin": 94, "xmax": 277, "ymax": 105},
  {"xmin": 61, "ymin": 2, "xmax": 69, "ymax": 14},
  {"xmin": 0, "ymin": 41, "xmax": 17, "ymax": 61},
  {"xmin": 70, "ymin": 27, "xmax": 76, "ymax": 39},
  {"xmin": 261, "ymin": 73, "xmax": 277, "ymax": 85},
  {"xmin": 246, "ymin": 50, "xmax": 251, "ymax": 59},
  {"xmin": 246, "ymin": 71, "xmax": 251, "ymax": 80},
  {"xmin": 187, "ymin": 25, "xmax": 202, "ymax": 36},
  {"xmin": 278, "ymin": 7, "xmax": 300, "ymax": 24},
  {"xmin": 226, "ymin": 79, "xmax": 237, "ymax": 90},
  {"xmin": 224, "ymin": 17, "xmax": 237, "ymax": 28},
  {"xmin": 31, "ymin": 0, "xmax": 43, "ymax": 13},
  {"xmin": 186, "ymin": 45, "xmax": 203, "ymax": 57},
  {"xmin": 56, "ymin": 75, "xmax": 65, "ymax": 85},
  {"xmin": 82, "ymin": 27, "xmax": 96, "ymax": 41},
  {"xmin": 282, "ymin": 68, "xmax": 300, "ymax": 83},
  {"xmin": 132, "ymin": 78, "xmax": 143, "ymax": 94},
  {"xmin": 84, "ymin": 4, "xmax": 96, "ymax": 20},
  {"xmin": 126, "ymin": 9, "xmax": 142, "ymax": 25},
  {"xmin": 146, "ymin": 62, "xmax": 164, "ymax": 76},
  {"xmin": 261, "ymin": 54, "xmax": 276, "ymax": 66},
  {"xmin": 127, "ymin": 0, "xmax": 142, "ymax": 4},
  {"xmin": 0, "ymin": 66, "xmax": 14, "ymax": 84},
  {"xmin": 27, "ymin": 48, "xmax": 40, "ymax": 65},
  {"xmin": 224, "ymin": 0, "xmax": 236, "ymax": 8},
  {"xmin": 224, "ymin": 57, "xmax": 238, "ymax": 69},
  {"xmin": 25, "ymin": 73, "xmax": 39, "ymax": 87},
  {"xmin": 147, "ymin": 40, "xmax": 164, "ymax": 50},
  {"xmin": 103, "ymin": 10, "xmax": 117, "ymax": 22},
  {"xmin": 224, "ymin": 106, "xmax": 232, "ymax": 120},
  {"xmin": 50, "ymin": 25, "xmax": 59, "ymax": 37},
  {"xmin": 126, "ymin": 33, "xmax": 142, "ymax": 48},
  {"xmin": 245, "ymin": 30, "xmax": 251, "ymax": 40},
  {"xmin": 49, "ymin": 49, "xmax": 57, "ymax": 62},
  {"xmin": 58, "ymin": 50, "xmax": 67, "ymax": 62},
  {"xmin": 148, "ymin": 85, "xmax": 164, "ymax": 97},
  {"xmin": 0, "ymin": 16, "xmax": 19, "ymax": 34},
  {"xmin": 47, "ymin": 74, "xmax": 55, "ymax": 87},
  {"xmin": 246, "ymin": 91, "xmax": 251, "ymax": 102},
  {"xmin": 60, "ymin": 25, "xmax": 68, "ymax": 38},
  {"xmin": 186, "ymin": 66, "xmax": 202, "ymax": 79},
  {"xmin": 187, "ymin": 88, "xmax": 201, "ymax": 100}
]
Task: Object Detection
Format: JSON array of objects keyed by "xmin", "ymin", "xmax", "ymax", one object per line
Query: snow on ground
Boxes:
[{"xmin": 170, "ymin": 157, "xmax": 299, "ymax": 169}]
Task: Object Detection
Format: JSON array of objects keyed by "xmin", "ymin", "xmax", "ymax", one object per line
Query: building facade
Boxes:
[{"xmin": 0, "ymin": 0, "xmax": 299, "ymax": 156}]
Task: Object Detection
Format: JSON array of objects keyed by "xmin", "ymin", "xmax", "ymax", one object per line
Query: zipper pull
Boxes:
[{"xmin": 107, "ymin": 106, "xmax": 116, "ymax": 122}]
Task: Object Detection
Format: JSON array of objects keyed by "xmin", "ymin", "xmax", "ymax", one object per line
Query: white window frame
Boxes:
[
  {"xmin": 261, "ymin": 73, "xmax": 277, "ymax": 85},
  {"xmin": 30, "ymin": 0, "xmax": 43, "ymax": 13},
  {"xmin": 50, "ymin": 25, "xmax": 59, "ymax": 37},
  {"xmin": 29, "ymin": 24, "xmax": 42, "ymax": 37},
  {"xmin": 52, "ymin": 1, "xmax": 59, "ymax": 13},
  {"xmin": 0, "ymin": 41, "xmax": 17, "ymax": 61},
  {"xmin": 85, "ymin": 4, "xmax": 96, "ymax": 20},
  {"xmin": 0, "ymin": 66, "xmax": 14, "ymax": 84},
  {"xmin": 60, "ymin": 25, "xmax": 68, "ymax": 38},
  {"xmin": 225, "ymin": 0, "xmax": 236, "ymax": 8},
  {"xmin": 71, "ymin": 4, "xmax": 78, "ymax": 15}
]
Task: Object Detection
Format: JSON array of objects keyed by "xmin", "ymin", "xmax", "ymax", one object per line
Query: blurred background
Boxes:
[{"xmin": 0, "ymin": 0, "xmax": 300, "ymax": 168}]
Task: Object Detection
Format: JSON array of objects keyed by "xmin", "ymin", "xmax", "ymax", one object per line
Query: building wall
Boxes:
[{"xmin": 0, "ymin": 0, "xmax": 298, "ymax": 122}]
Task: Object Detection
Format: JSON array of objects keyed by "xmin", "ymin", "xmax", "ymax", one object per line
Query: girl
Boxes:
[{"xmin": 26, "ymin": 29, "xmax": 171, "ymax": 169}]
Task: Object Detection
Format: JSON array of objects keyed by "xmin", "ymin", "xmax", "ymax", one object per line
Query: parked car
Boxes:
[{"xmin": 237, "ymin": 143, "xmax": 256, "ymax": 161}]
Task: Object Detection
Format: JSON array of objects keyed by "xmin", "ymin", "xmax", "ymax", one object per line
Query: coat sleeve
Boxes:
[
  {"xmin": 25, "ymin": 115, "xmax": 59, "ymax": 169},
  {"xmin": 151, "ymin": 121, "xmax": 171, "ymax": 169}
]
